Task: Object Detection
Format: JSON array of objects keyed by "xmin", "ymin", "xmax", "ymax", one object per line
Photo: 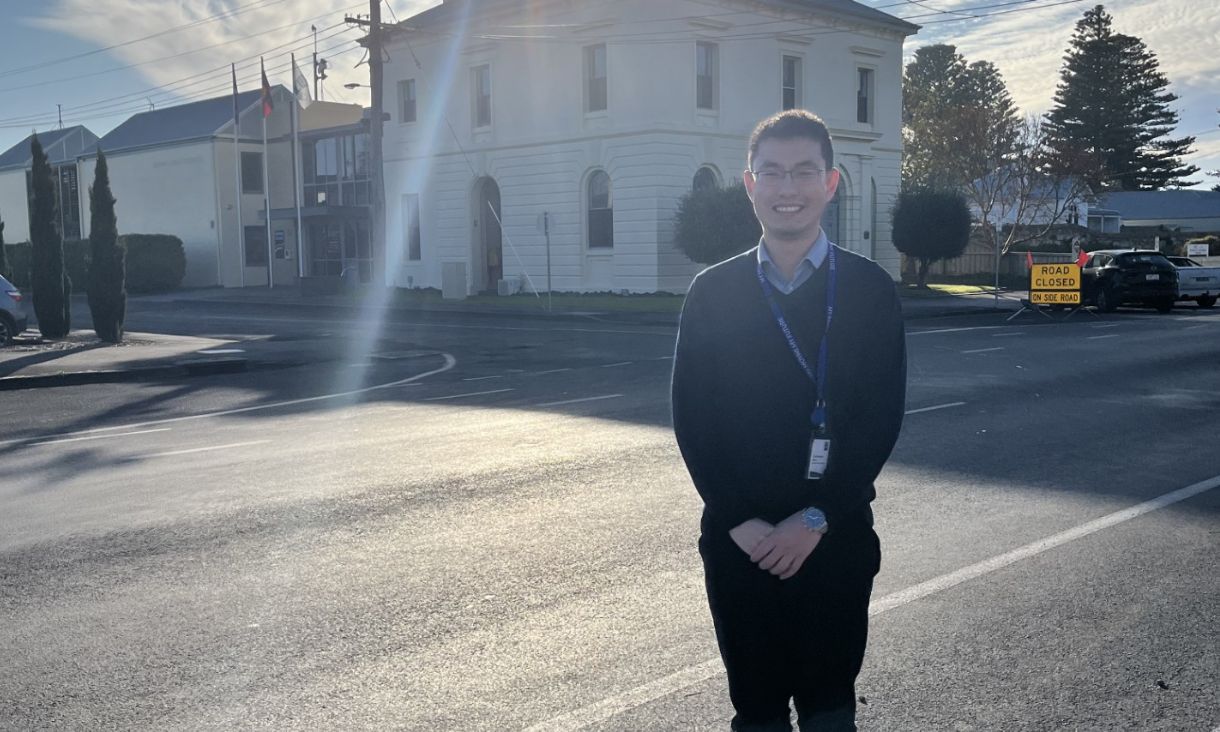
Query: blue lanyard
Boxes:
[{"xmin": 755, "ymin": 245, "xmax": 837, "ymax": 431}]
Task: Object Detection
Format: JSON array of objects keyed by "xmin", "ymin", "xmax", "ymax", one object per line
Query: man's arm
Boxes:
[{"xmin": 671, "ymin": 280, "xmax": 750, "ymax": 528}]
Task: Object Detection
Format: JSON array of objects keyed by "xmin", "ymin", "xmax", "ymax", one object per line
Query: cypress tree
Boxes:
[
  {"xmin": 29, "ymin": 134, "xmax": 71, "ymax": 338},
  {"xmin": 0, "ymin": 217, "xmax": 9, "ymax": 281},
  {"xmin": 1044, "ymin": 5, "xmax": 1198, "ymax": 190},
  {"xmin": 87, "ymin": 149, "xmax": 126, "ymax": 343}
]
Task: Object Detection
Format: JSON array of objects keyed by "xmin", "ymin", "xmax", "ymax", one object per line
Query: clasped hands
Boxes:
[{"xmin": 729, "ymin": 512, "xmax": 824, "ymax": 581}]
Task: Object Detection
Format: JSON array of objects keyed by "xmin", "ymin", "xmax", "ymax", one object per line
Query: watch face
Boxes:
[{"xmin": 802, "ymin": 509, "xmax": 827, "ymax": 531}]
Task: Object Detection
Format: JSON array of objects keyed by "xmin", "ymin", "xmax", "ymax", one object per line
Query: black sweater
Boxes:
[{"xmin": 671, "ymin": 246, "xmax": 907, "ymax": 534}]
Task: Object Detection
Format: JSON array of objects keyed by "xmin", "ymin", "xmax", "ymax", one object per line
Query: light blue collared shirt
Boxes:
[{"xmin": 757, "ymin": 230, "xmax": 831, "ymax": 295}]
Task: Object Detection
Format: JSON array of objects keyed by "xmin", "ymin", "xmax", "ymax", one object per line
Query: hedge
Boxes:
[{"xmin": 1, "ymin": 233, "xmax": 185, "ymax": 293}]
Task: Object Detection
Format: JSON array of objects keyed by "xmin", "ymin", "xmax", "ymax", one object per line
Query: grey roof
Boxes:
[
  {"xmin": 395, "ymin": 0, "xmax": 917, "ymax": 36},
  {"xmin": 0, "ymin": 125, "xmax": 98, "ymax": 171},
  {"xmin": 90, "ymin": 88, "xmax": 280, "ymax": 155},
  {"xmin": 1097, "ymin": 191, "xmax": 1220, "ymax": 221}
]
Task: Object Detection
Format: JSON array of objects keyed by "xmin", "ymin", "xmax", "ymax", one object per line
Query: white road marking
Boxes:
[
  {"xmin": 462, "ymin": 375, "xmax": 505, "ymax": 382},
  {"xmin": 424, "ymin": 388, "xmax": 514, "ymax": 401},
  {"xmin": 1183, "ymin": 324, "xmax": 1208, "ymax": 331},
  {"xmin": 142, "ymin": 440, "xmax": 270, "ymax": 458},
  {"xmin": 650, "ymin": 355, "xmax": 674, "ymax": 361},
  {"xmin": 537, "ymin": 394, "xmax": 624, "ymax": 407},
  {"xmin": 1091, "ymin": 323, "xmax": 1121, "ymax": 329},
  {"xmin": 600, "ymin": 361, "xmax": 633, "ymax": 368},
  {"xmin": 962, "ymin": 347, "xmax": 1004, "ymax": 354},
  {"xmin": 525, "ymin": 475, "xmax": 1220, "ymax": 732},
  {"xmin": 905, "ymin": 402, "xmax": 966, "ymax": 415},
  {"xmin": 533, "ymin": 368, "xmax": 573, "ymax": 376},
  {"xmin": 991, "ymin": 332, "xmax": 1025, "ymax": 337},
  {"xmin": 0, "ymin": 353, "xmax": 458, "ymax": 447},
  {"xmin": 1087, "ymin": 334, "xmax": 1120, "ymax": 340},
  {"xmin": 29, "ymin": 428, "xmax": 171, "ymax": 446},
  {"xmin": 909, "ymin": 326, "xmax": 1003, "ymax": 336},
  {"xmin": 198, "ymin": 348, "xmax": 246, "ymax": 354}
]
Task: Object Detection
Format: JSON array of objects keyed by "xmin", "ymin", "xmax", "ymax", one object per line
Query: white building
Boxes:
[
  {"xmin": 0, "ymin": 126, "xmax": 99, "ymax": 244},
  {"xmin": 77, "ymin": 87, "xmax": 303, "ymax": 288},
  {"xmin": 381, "ymin": 0, "xmax": 917, "ymax": 295}
]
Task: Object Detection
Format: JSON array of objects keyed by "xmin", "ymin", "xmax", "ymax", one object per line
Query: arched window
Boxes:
[
  {"xmin": 693, "ymin": 166, "xmax": 719, "ymax": 192},
  {"xmin": 588, "ymin": 170, "xmax": 613, "ymax": 249}
]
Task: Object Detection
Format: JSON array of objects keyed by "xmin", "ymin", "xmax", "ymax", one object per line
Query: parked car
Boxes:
[
  {"xmin": 1166, "ymin": 256, "xmax": 1218, "ymax": 309},
  {"xmin": 0, "ymin": 273, "xmax": 28, "ymax": 344},
  {"xmin": 1081, "ymin": 249, "xmax": 1178, "ymax": 313}
]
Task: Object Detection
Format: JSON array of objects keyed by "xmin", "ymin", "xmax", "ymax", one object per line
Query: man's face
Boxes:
[{"xmin": 743, "ymin": 136, "xmax": 839, "ymax": 245}]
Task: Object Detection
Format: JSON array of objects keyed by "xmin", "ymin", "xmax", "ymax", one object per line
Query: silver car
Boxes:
[{"xmin": 0, "ymin": 273, "xmax": 28, "ymax": 344}]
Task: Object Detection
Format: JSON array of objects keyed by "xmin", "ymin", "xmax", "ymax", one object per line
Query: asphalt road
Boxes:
[{"xmin": 1, "ymin": 300, "xmax": 1217, "ymax": 731}]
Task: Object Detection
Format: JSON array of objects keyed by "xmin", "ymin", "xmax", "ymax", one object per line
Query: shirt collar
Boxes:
[{"xmin": 757, "ymin": 230, "xmax": 830, "ymax": 271}]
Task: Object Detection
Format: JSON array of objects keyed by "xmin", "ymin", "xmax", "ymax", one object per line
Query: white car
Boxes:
[
  {"xmin": 0, "ymin": 273, "xmax": 29, "ymax": 344},
  {"xmin": 1166, "ymin": 256, "xmax": 1219, "ymax": 309}
]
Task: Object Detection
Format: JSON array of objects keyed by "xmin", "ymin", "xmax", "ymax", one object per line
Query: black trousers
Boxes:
[{"xmin": 699, "ymin": 522, "xmax": 881, "ymax": 731}]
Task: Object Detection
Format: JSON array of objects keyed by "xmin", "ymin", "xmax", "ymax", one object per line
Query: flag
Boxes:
[
  {"xmin": 292, "ymin": 54, "xmax": 312, "ymax": 109},
  {"xmin": 1075, "ymin": 248, "xmax": 1089, "ymax": 268},
  {"xmin": 260, "ymin": 57, "xmax": 274, "ymax": 118},
  {"xmin": 1026, "ymin": 250, "xmax": 1034, "ymax": 269},
  {"xmin": 231, "ymin": 63, "xmax": 240, "ymax": 129}
]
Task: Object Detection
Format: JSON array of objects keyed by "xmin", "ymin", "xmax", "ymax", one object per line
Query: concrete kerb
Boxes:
[{"xmin": 0, "ymin": 357, "xmax": 248, "ymax": 392}]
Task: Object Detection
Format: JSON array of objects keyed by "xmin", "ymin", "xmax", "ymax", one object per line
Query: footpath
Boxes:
[{"xmin": 0, "ymin": 285, "xmax": 1025, "ymax": 391}]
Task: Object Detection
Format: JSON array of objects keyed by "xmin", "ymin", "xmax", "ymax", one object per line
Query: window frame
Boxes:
[
  {"xmin": 472, "ymin": 64, "xmax": 492, "ymax": 129},
  {"xmin": 696, "ymin": 42, "xmax": 718, "ymax": 111},
  {"xmin": 586, "ymin": 169, "xmax": 614, "ymax": 250},
  {"xmin": 241, "ymin": 151, "xmax": 263, "ymax": 194},
  {"xmin": 856, "ymin": 67, "xmax": 875, "ymax": 124},
  {"xmin": 584, "ymin": 44, "xmax": 608, "ymax": 114},
  {"xmin": 781, "ymin": 54, "xmax": 802, "ymax": 111},
  {"xmin": 399, "ymin": 78, "xmax": 417, "ymax": 124},
  {"xmin": 404, "ymin": 193, "xmax": 422, "ymax": 261}
]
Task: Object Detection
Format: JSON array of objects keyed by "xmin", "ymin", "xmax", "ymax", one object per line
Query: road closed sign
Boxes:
[{"xmin": 1030, "ymin": 263, "xmax": 1081, "ymax": 305}]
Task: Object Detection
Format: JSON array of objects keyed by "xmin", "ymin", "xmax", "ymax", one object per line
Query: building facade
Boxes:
[
  {"xmin": 0, "ymin": 126, "xmax": 98, "ymax": 244},
  {"xmin": 381, "ymin": 0, "xmax": 917, "ymax": 295}
]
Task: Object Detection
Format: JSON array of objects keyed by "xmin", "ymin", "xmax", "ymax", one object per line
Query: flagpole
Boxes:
[
  {"xmin": 233, "ymin": 63, "xmax": 245, "ymax": 288},
  {"xmin": 261, "ymin": 57, "xmax": 274, "ymax": 288},
  {"xmin": 292, "ymin": 53, "xmax": 304, "ymax": 282}
]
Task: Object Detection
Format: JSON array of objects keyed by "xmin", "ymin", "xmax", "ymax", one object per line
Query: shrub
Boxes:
[
  {"xmin": 0, "ymin": 218, "xmax": 8, "ymax": 281},
  {"xmin": 121, "ymin": 234, "xmax": 185, "ymax": 292},
  {"xmin": 891, "ymin": 189, "xmax": 972, "ymax": 287},
  {"xmin": 673, "ymin": 183, "xmax": 761, "ymax": 266}
]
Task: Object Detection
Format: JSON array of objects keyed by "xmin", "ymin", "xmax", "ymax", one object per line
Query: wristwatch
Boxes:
[{"xmin": 801, "ymin": 507, "xmax": 829, "ymax": 534}]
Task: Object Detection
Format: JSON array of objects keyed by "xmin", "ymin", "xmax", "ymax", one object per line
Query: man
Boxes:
[{"xmin": 671, "ymin": 110, "xmax": 906, "ymax": 731}]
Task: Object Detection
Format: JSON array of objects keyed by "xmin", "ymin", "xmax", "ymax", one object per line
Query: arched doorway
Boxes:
[
  {"xmin": 474, "ymin": 177, "xmax": 502, "ymax": 293},
  {"xmin": 823, "ymin": 167, "xmax": 847, "ymax": 247}
]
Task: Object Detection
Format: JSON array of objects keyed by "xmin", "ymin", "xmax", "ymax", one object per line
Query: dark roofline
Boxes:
[{"xmin": 388, "ymin": 0, "xmax": 918, "ymax": 40}]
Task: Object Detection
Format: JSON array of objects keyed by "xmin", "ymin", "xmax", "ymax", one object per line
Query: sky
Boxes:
[{"xmin": 0, "ymin": 0, "xmax": 1216, "ymax": 186}]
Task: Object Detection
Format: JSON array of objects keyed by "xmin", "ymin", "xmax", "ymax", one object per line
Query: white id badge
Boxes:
[{"xmin": 807, "ymin": 437, "xmax": 831, "ymax": 480}]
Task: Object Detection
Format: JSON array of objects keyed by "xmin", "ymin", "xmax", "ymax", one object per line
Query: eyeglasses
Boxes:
[{"xmin": 747, "ymin": 167, "xmax": 827, "ymax": 185}]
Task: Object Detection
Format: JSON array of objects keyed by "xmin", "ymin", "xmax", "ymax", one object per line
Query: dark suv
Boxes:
[{"xmin": 1082, "ymin": 250, "xmax": 1178, "ymax": 313}]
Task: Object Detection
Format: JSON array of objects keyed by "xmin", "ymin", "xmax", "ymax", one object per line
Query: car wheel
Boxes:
[
  {"xmin": 1095, "ymin": 286, "xmax": 1118, "ymax": 313},
  {"xmin": 1155, "ymin": 298, "xmax": 1174, "ymax": 314},
  {"xmin": 0, "ymin": 315, "xmax": 13, "ymax": 345},
  {"xmin": 1198, "ymin": 295, "xmax": 1216, "ymax": 309}
]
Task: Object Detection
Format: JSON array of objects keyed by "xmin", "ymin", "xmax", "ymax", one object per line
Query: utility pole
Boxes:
[
  {"xmin": 311, "ymin": 25, "xmax": 319, "ymax": 100},
  {"xmin": 347, "ymin": 3, "xmax": 389, "ymax": 289},
  {"xmin": 57, "ymin": 104, "xmax": 62, "ymax": 129}
]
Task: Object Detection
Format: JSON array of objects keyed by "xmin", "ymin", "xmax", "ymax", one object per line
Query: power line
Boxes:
[
  {"xmin": 0, "ymin": 0, "xmax": 293, "ymax": 79},
  {"xmin": 0, "ymin": 36, "xmax": 362, "ymax": 131},
  {"xmin": 0, "ymin": 15, "xmax": 355, "ymax": 96}
]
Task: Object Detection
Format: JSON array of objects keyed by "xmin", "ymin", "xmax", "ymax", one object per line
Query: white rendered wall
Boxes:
[
  {"xmin": 0, "ymin": 170, "xmax": 30, "ymax": 244},
  {"xmin": 383, "ymin": 0, "xmax": 910, "ymax": 291}
]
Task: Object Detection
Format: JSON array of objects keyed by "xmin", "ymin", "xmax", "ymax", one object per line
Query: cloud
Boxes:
[{"xmin": 25, "ymin": 0, "xmax": 433, "ymax": 110}]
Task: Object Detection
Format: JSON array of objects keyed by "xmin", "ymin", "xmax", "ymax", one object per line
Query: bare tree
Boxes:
[{"xmin": 964, "ymin": 116, "xmax": 1093, "ymax": 258}]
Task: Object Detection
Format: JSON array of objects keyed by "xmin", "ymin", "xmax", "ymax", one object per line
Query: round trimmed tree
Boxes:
[
  {"xmin": 891, "ymin": 189, "xmax": 972, "ymax": 288},
  {"xmin": 673, "ymin": 183, "xmax": 761, "ymax": 266}
]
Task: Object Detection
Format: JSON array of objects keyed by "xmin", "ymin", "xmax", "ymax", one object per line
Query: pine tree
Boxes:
[
  {"xmin": 87, "ymin": 149, "xmax": 126, "ymax": 343},
  {"xmin": 1044, "ymin": 5, "xmax": 1198, "ymax": 190},
  {"xmin": 29, "ymin": 134, "xmax": 71, "ymax": 338},
  {"xmin": 902, "ymin": 44, "xmax": 1021, "ymax": 192}
]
